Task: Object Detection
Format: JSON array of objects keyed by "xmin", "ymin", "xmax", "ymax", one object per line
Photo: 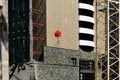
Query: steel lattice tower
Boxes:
[{"xmin": 96, "ymin": 0, "xmax": 120, "ymax": 80}]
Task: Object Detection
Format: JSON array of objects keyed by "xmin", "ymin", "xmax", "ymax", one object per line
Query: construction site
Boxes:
[{"xmin": 0, "ymin": 0, "xmax": 120, "ymax": 80}]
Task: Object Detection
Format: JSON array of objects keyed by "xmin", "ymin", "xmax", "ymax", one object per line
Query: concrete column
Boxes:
[{"xmin": 0, "ymin": 0, "xmax": 9, "ymax": 80}]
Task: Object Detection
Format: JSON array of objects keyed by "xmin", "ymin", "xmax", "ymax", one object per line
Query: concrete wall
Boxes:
[
  {"xmin": 46, "ymin": 0, "xmax": 78, "ymax": 50},
  {"xmin": 44, "ymin": 46, "xmax": 95, "ymax": 66},
  {"xmin": 35, "ymin": 64, "xmax": 79, "ymax": 80},
  {"xmin": 35, "ymin": 46, "xmax": 95, "ymax": 80}
]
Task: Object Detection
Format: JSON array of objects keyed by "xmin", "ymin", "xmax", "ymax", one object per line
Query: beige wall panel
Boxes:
[
  {"xmin": 97, "ymin": 12, "xmax": 106, "ymax": 54},
  {"xmin": 96, "ymin": 6, "xmax": 106, "ymax": 54},
  {"xmin": 47, "ymin": 0, "xmax": 78, "ymax": 50}
]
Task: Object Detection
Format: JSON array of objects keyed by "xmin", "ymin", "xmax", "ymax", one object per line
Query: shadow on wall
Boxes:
[{"xmin": 0, "ymin": 7, "xmax": 8, "ymax": 60}]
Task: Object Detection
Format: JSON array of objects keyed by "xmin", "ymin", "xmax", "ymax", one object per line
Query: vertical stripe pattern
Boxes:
[{"xmin": 79, "ymin": 0, "xmax": 95, "ymax": 52}]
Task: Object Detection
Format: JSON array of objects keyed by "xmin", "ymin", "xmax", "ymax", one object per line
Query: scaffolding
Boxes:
[{"xmin": 96, "ymin": 0, "xmax": 120, "ymax": 80}]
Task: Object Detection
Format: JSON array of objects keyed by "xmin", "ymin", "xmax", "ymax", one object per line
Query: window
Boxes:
[{"xmin": 79, "ymin": 60, "xmax": 95, "ymax": 80}]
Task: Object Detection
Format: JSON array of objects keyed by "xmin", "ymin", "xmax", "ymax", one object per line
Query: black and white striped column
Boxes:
[{"xmin": 78, "ymin": 0, "xmax": 95, "ymax": 52}]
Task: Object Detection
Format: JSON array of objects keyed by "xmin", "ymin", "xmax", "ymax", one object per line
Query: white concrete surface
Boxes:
[{"xmin": 1, "ymin": 40, "xmax": 9, "ymax": 80}]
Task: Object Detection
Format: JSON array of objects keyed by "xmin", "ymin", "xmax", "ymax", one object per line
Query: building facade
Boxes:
[{"xmin": 1, "ymin": 0, "xmax": 97, "ymax": 80}]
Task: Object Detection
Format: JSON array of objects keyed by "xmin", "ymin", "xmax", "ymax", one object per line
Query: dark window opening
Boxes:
[
  {"xmin": 79, "ymin": 60, "xmax": 95, "ymax": 80},
  {"xmin": 71, "ymin": 58, "xmax": 77, "ymax": 66},
  {"xmin": 8, "ymin": 0, "xmax": 30, "ymax": 66}
]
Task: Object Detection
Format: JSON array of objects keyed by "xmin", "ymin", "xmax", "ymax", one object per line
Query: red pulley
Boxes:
[{"xmin": 54, "ymin": 30, "xmax": 62, "ymax": 37}]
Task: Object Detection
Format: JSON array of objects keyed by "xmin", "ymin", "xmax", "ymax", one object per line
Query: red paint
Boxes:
[{"xmin": 54, "ymin": 30, "xmax": 62, "ymax": 37}]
